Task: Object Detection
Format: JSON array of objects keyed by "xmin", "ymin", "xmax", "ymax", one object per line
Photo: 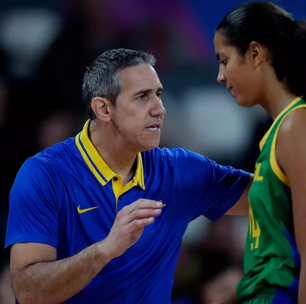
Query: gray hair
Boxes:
[{"xmin": 82, "ymin": 49, "xmax": 156, "ymax": 120}]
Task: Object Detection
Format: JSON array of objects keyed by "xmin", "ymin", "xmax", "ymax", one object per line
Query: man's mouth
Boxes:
[{"xmin": 145, "ymin": 123, "xmax": 161, "ymax": 131}]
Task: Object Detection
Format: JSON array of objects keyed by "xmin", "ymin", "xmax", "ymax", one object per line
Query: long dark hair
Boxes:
[{"xmin": 217, "ymin": 1, "xmax": 306, "ymax": 98}]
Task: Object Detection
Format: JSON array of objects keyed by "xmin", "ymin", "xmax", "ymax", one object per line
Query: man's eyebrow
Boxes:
[
  {"xmin": 133, "ymin": 87, "xmax": 163, "ymax": 96},
  {"xmin": 133, "ymin": 89, "xmax": 152, "ymax": 96}
]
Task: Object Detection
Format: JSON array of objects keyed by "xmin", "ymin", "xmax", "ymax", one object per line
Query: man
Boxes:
[{"xmin": 6, "ymin": 49, "xmax": 251, "ymax": 304}]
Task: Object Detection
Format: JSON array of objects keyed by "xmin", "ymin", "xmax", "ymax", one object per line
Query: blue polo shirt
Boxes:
[{"xmin": 6, "ymin": 120, "xmax": 250, "ymax": 304}]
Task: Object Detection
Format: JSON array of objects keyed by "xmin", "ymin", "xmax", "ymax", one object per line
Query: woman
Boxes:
[{"xmin": 214, "ymin": 2, "xmax": 306, "ymax": 304}]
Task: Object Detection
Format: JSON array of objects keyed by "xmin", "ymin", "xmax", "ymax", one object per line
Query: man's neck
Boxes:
[{"xmin": 89, "ymin": 122, "xmax": 137, "ymax": 184}]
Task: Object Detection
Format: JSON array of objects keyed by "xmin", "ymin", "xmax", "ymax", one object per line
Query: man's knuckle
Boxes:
[
  {"xmin": 133, "ymin": 220, "xmax": 141, "ymax": 227},
  {"xmin": 135, "ymin": 209, "xmax": 142, "ymax": 217},
  {"xmin": 136, "ymin": 198, "xmax": 143, "ymax": 204},
  {"xmin": 122, "ymin": 206, "xmax": 128, "ymax": 212}
]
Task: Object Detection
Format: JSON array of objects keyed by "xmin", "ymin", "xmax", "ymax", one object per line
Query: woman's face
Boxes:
[{"xmin": 214, "ymin": 31, "xmax": 264, "ymax": 107}]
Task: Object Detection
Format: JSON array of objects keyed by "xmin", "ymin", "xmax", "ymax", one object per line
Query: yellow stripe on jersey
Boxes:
[
  {"xmin": 75, "ymin": 131, "xmax": 108, "ymax": 186},
  {"xmin": 270, "ymin": 104, "xmax": 306, "ymax": 186},
  {"xmin": 75, "ymin": 120, "xmax": 145, "ymax": 207},
  {"xmin": 259, "ymin": 97, "xmax": 301, "ymax": 151}
]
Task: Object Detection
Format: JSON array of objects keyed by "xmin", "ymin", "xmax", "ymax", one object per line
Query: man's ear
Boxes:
[{"xmin": 91, "ymin": 97, "xmax": 112, "ymax": 122}]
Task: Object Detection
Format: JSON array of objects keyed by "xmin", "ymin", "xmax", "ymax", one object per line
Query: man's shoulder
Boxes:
[
  {"xmin": 20, "ymin": 137, "xmax": 76, "ymax": 177},
  {"xmin": 144, "ymin": 147, "xmax": 204, "ymax": 160},
  {"xmin": 142, "ymin": 147, "xmax": 207, "ymax": 169},
  {"xmin": 36, "ymin": 137, "xmax": 75, "ymax": 164}
]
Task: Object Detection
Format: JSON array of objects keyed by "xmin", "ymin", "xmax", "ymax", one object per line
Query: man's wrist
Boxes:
[{"xmin": 96, "ymin": 238, "xmax": 116, "ymax": 265}]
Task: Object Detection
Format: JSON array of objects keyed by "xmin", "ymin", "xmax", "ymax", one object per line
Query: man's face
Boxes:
[{"xmin": 111, "ymin": 64, "xmax": 166, "ymax": 152}]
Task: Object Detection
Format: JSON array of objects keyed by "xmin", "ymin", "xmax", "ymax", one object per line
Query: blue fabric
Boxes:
[{"xmin": 6, "ymin": 136, "xmax": 249, "ymax": 304}]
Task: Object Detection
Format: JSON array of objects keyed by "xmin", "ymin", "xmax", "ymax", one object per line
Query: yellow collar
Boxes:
[
  {"xmin": 259, "ymin": 97, "xmax": 301, "ymax": 151},
  {"xmin": 75, "ymin": 120, "xmax": 145, "ymax": 189}
]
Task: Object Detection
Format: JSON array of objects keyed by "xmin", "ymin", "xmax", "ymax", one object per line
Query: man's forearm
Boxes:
[{"xmin": 14, "ymin": 240, "xmax": 112, "ymax": 304}]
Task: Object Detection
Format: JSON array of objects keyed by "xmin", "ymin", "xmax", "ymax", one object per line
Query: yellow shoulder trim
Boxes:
[
  {"xmin": 260, "ymin": 97, "xmax": 301, "ymax": 151},
  {"xmin": 75, "ymin": 120, "xmax": 145, "ymax": 189},
  {"xmin": 270, "ymin": 104, "xmax": 306, "ymax": 186},
  {"xmin": 75, "ymin": 131, "xmax": 108, "ymax": 186},
  {"xmin": 135, "ymin": 153, "xmax": 145, "ymax": 189}
]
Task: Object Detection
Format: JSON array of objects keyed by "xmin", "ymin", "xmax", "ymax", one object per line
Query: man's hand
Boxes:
[
  {"xmin": 10, "ymin": 199, "xmax": 163, "ymax": 304},
  {"xmin": 103, "ymin": 199, "xmax": 163, "ymax": 259}
]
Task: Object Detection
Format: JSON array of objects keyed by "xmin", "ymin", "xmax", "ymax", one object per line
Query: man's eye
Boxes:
[{"xmin": 221, "ymin": 59, "xmax": 227, "ymax": 65}]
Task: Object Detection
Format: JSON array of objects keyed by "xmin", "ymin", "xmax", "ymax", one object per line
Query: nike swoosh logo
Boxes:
[{"xmin": 77, "ymin": 205, "xmax": 99, "ymax": 214}]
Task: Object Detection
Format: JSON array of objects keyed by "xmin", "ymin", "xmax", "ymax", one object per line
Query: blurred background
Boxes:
[{"xmin": 0, "ymin": 0, "xmax": 304, "ymax": 303}]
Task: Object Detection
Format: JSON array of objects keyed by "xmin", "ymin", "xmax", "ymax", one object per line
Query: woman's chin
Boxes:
[{"xmin": 235, "ymin": 96, "xmax": 256, "ymax": 107}]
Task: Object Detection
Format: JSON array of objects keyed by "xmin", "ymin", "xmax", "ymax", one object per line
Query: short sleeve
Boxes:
[
  {"xmin": 5, "ymin": 157, "xmax": 62, "ymax": 249},
  {"xmin": 167, "ymin": 148, "xmax": 250, "ymax": 221}
]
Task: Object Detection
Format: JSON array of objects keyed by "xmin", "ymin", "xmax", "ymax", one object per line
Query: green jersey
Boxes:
[{"xmin": 237, "ymin": 97, "xmax": 306, "ymax": 303}]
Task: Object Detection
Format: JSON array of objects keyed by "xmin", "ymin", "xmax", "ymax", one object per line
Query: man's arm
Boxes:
[
  {"xmin": 276, "ymin": 109, "xmax": 306, "ymax": 304},
  {"xmin": 11, "ymin": 242, "xmax": 110, "ymax": 304},
  {"xmin": 226, "ymin": 175, "xmax": 253, "ymax": 216},
  {"xmin": 10, "ymin": 199, "xmax": 163, "ymax": 304},
  {"xmin": 165, "ymin": 148, "xmax": 251, "ymax": 221}
]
